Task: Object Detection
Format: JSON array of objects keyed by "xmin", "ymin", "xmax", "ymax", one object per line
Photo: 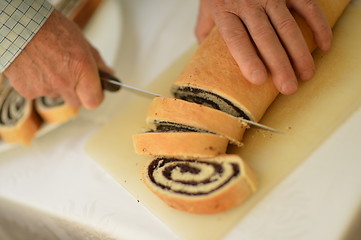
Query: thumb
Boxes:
[{"xmin": 76, "ymin": 63, "xmax": 104, "ymax": 110}]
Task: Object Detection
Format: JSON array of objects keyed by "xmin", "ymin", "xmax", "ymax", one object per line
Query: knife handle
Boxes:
[{"xmin": 99, "ymin": 70, "xmax": 122, "ymax": 92}]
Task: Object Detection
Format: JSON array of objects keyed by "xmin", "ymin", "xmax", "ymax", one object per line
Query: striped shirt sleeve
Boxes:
[{"xmin": 0, "ymin": 0, "xmax": 54, "ymax": 72}]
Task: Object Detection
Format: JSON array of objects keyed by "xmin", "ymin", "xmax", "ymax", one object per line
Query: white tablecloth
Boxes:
[{"xmin": 1, "ymin": 0, "xmax": 361, "ymax": 239}]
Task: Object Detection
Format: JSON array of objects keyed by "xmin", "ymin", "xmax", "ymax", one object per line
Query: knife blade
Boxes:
[
  {"xmin": 239, "ymin": 118, "xmax": 285, "ymax": 134},
  {"xmin": 99, "ymin": 70, "xmax": 284, "ymax": 134},
  {"xmin": 99, "ymin": 70, "xmax": 164, "ymax": 97}
]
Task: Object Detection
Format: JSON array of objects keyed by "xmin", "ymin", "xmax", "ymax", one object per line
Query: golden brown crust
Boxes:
[
  {"xmin": 172, "ymin": 0, "xmax": 351, "ymax": 122},
  {"xmin": 142, "ymin": 154, "xmax": 257, "ymax": 214},
  {"xmin": 133, "ymin": 132, "xmax": 229, "ymax": 159},
  {"xmin": 172, "ymin": 28, "xmax": 278, "ymax": 122},
  {"xmin": 35, "ymin": 99, "xmax": 79, "ymax": 124},
  {"xmin": 0, "ymin": 100, "xmax": 42, "ymax": 146},
  {"xmin": 146, "ymin": 97, "xmax": 247, "ymax": 146}
]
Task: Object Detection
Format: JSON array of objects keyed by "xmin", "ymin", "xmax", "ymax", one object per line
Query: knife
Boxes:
[
  {"xmin": 99, "ymin": 70, "xmax": 164, "ymax": 97},
  {"xmin": 99, "ymin": 70, "xmax": 284, "ymax": 134},
  {"xmin": 239, "ymin": 118, "xmax": 285, "ymax": 134}
]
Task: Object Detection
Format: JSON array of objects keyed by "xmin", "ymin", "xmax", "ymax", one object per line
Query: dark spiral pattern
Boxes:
[
  {"xmin": 153, "ymin": 120, "xmax": 213, "ymax": 134},
  {"xmin": 0, "ymin": 88, "xmax": 26, "ymax": 126},
  {"xmin": 147, "ymin": 158, "xmax": 240, "ymax": 196},
  {"xmin": 38, "ymin": 96, "xmax": 65, "ymax": 108},
  {"xmin": 173, "ymin": 86, "xmax": 250, "ymax": 120}
]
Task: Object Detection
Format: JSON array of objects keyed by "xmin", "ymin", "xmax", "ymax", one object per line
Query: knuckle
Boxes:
[
  {"xmin": 303, "ymin": 0, "xmax": 318, "ymax": 11},
  {"xmin": 213, "ymin": 0, "xmax": 226, "ymax": 9},
  {"xmin": 52, "ymin": 76, "xmax": 71, "ymax": 90},
  {"xmin": 277, "ymin": 17, "xmax": 297, "ymax": 33},
  {"xmin": 36, "ymin": 85, "xmax": 52, "ymax": 97},
  {"xmin": 70, "ymin": 54, "xmax": 95, "ymax": 78},
  {"xmin": 226, "ymin": 27, "xmax": 248, "ymax": 45},
  {"xmin": 251, "ymin": 24, "xmax": 274, "ymax": 41},
  {"xmin": 237, "ymin": 1, "xmax": 259, "ymax": 15}
]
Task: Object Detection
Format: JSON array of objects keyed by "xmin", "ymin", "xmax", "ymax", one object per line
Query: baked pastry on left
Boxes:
[{"xmin": 0, "ymin": 75, "xmax": 78, "ymax": 146}]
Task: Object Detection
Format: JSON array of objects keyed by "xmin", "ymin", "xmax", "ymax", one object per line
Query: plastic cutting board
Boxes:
[{"xmin": 85, "ymin": 4, "xmax": 361, "ymax": 240}]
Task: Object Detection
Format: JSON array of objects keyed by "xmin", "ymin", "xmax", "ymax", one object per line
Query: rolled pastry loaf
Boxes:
[
  {"xmin": 0, "ymin": 87, "xmax": 41, "ymax": 145},
  {"xmin": 142, "ymin": 154, "xmax": 257, "ymax": 214},
  {"xmin": 133, "ymin": 132, "xmax": 228, "ymax": 159},
  {"xmin": 35, "ymin": 96, "xmax": 79, "ymax": 124},
  {"xmin": 172, "ymin": 0, "xmax": 351, "ymax": 122},
  {"xmin": 146, "ymin": 97, "xmax": 247, "ymax": 146}
]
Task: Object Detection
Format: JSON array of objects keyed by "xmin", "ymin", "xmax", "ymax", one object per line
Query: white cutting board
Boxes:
[{"xmin": 85, "ymin": 4, "xmax": 361, "ymax": 240}]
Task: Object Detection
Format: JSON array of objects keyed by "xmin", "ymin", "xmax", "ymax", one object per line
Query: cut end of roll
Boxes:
[
  {"xmin": 142, "ymin": 154, "xmax": 257, "ymax": 214},
  {"xmin": 133, "ymin": 132, "xmax": 229, "ymax": 159},
  {"xmin": 35, "ymin": 96, "xmax": 79, "ymax": 124}
]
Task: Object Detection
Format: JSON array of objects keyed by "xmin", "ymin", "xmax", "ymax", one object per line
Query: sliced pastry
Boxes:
[
  {"xmin": 35, "ymin": 96, "xmax": 79, "ymax": 124},
  {"xmin": 146, "ymin": 97, "xmax": 247, "ymax": 146},
  {"xmin": 172, "ymin": 27, "xmax": 278, "ymax": 122},
  {"xmin": 133, "ymin": 132, "xmax": 228, "ymax": 159},
  {"xmin": 0, "ymin": 87, "xmax": 41, "ymax": 145},
  {"xmin": 142, "ymin": 154, "xmax": 257, "ymax": 214},
  {"xmin": 172, "ymin": 0, "xmax": 350, "ymax": 122}
]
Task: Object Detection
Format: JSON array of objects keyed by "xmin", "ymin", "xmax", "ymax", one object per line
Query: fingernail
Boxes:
[
  {"xmin": 299, "ymin": 69, "xmax": 314, "ymax": 81},
  {"xmin": 280, "ymin": 81, "xmax": 298, "ymax": 95},
  {"xmin": 250, "ymin": 69, "xmax": 267, "ymax": 85}
]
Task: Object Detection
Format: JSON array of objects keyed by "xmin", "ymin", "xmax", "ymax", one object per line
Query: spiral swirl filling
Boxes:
[
  {"xmin": 39, "ymin": 96, "xmax": 65, "ymax": 108},
  {"xmin": 153, "ymin": 120, "xmax": 213, "ymax": 134},
  {"xmin": 173, "ymin": 86, "xmax": 250, "ymax": 120},
  {"xmin": 148, "ymin": 158, "xmax": 240, "ymax": 196},
  {"xmin": 0, "ymin": 88, "xmax": 26, "ymax": 126}
]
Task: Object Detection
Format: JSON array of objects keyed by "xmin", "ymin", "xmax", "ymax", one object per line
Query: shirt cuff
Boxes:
[{"xmin": 0, "ymin": 0, "xmax": 54, "ymax": 72}]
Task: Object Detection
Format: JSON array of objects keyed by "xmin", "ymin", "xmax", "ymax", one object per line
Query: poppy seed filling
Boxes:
[
  {"xmin": 172, "ymin": 86, "xmax": 250, "ymax": 120},
  {"xmin": 39, "ymin": 96, "xmax": 65, "ymax": 108},
  {"xmin": 0, "ymin": 88, "xmax": 25, "ymax": 126},
  {"xmin": 148, "ymin": 158, "xmax": 240, "ymax": 196},
  {"xmin": 153, "ymin": 120, "xmax": 213, "ymax": 134}
]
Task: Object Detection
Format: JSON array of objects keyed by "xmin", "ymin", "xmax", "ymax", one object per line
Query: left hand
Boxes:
[{"xmin": 195, "ymin": 0, "xmax": 332, "ymax": 95}]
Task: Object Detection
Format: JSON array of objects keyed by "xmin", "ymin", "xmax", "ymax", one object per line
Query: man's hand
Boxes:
[
  {"xmin": 195, "ymin": 0, "xmax": 332, "ymax": 95},
  {"xmin": 4, "ymin": 9, "xmax": 112, "ymax": 109}
]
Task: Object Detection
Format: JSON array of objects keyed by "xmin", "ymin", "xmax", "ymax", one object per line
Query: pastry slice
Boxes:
[
  {"xmin": 146, "ymin": 97, "xmax": 248, "ymax": 146},
  {"xmin": 0, "ymin": 87, "xmax": 41, "ymax": 145},
  {"xmin": 142, "ymin": 154, "xmax": 257, "ymax": 214},
  {"xmin": 35, "ymin": 96, "xmax": 79, "ymax": 124},
  {"xmin": 133, "ymin": 132, "xmax": 228, "ymax": 159}
]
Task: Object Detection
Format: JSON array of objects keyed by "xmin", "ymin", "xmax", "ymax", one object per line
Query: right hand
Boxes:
[{"xmin": 4, "ymin": 9, "xmax": 113, "ymax": 109}]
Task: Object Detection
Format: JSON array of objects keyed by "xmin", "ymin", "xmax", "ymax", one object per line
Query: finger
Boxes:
[
  {"xmin": 45, "ymin": 92, "xmax": 61, "ymax": 98},
  {"xmin": 75, "ymin": 63, "xmax": 104, "ymax": 110},
  {"xmin": 195, "ymin": 0, "xmax": 215, "ymax": 42},
  {"xmin": 88, "ymin": 43, "xmax": 114, "ymax": 74},
  {"xmin": 60, "ymin": 90, "xmax": 81, "ymax": 108},
  {"xmin": 289, "ymin": 0, "xmax": 332, "ymax": 51},
  {"xmin": 240, "ymin": 6, "xmax": 298, "ymax": 94},
  {"xmin": 214, "ymin": 11, "xmax": 268, "ymax": 85},
  {"xmin": 266, "ymin": 2, "xmax": 315, "ymax": 81}
]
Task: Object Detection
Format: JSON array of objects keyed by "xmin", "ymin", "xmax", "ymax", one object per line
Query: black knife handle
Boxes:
[{"xmin": 99, "ymin": 70, "xmax": 122, "ymax": 92}]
